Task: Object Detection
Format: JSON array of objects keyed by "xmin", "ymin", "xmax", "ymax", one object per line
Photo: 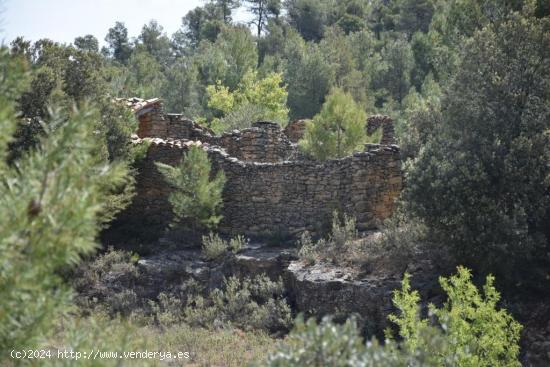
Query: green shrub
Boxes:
[
  {"xmin": 202, "ymin": 233, "xmax": 248, "ymax": 260},
  {"xmin": 207, "ymin": 70, "xmax": 289, "ymax": 132},
  {"xmin": 297, "ymin": 231, "xmax": 317, "ymax": 265},
  {"xmin": 72, "ymin": 249, "xmax": 140, "ymax": 315},
  {"xmin": 218, "ymin": 103, "xmax": 269, "ymax": 132},
  {"xmin": 368, "ymin": 212, "xmax": 429, "ymax": 271},
  {"xmin": 229, "ymin": 234, "xmax": 246, "ymax": 254},
  {"xmin": 264, "ymin": 267, "xmax": 522, "ymax": 367},
  {"xmin": 202, "ymin": 232, "xmax": 228, "ymax": 260},
  {"xmin": 185, "ymin": 275, "xmax": 292, "ymax": 333},
  {"xmin": 330, "ymin": 211, "xmax": 357, "ymax": 249},
  {"xmin": 264, "ymin": 316, "xmax": 366, "ymax": 367},
  {"xmin": 297, "ymin": 211, "xmax": 360, "ymax": 266},
  {"xmin": 402, "ymin": 13, "xmax": 550, "ymax": 283},
  {"xmin": 262, "ymin": 315, "xmax": 457, "ymax": 367},
  {"xmin": 388, "ymin": 267, "xmax": 522, "ymax": 367},
  {"xmin": 148, "ymin": 292, "xmax": 186, "ymax": 327},
  {"xmin": 107, "ymin": 289, "xmax": 139, "ymax": 316},
  {"xmin": 155, "ymin": 145, "xmax": 226, "ymax": 231}
]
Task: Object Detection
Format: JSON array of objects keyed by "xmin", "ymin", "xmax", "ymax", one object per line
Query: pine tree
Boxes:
[
  {"xmin": 299, "ymin": 88, "xmax": 367, "ymax": 160},
  {"xmin": 0, "ymin": 50, "xmax": 127, "ymax": 357},
  {"xmin": 244, "ymin": 0, "xmax": 281, "ymax": 38},
  {"xmin": 212, "ymin": 0, "xmax": 241, "ymax": 23},
  {"xmin": 155, "ymin": 145, "xmax": 226, "ymax": 231},
  {"xmin": 104, "ymin": 21, "xmax": 133, "ymax": 64}
]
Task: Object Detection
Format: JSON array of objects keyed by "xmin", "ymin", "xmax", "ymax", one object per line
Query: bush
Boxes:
[
  {"xmin": 402, "ymin": 13, "xmax": 550, "ymax": 283},
  {"xmin": 148, "ymin": 292, "xmax": 186, "ymax": 327},
  {"xmin": 202, "ymin": 232, "xmax": 246, "ymax": 260},
  {"xmin": 72, "ymin": 249, "xmax": 140, "ymax": 315},
  {"xmin": 263, "ymin": 316, "xmax": 450, "ymax": 367},
  {"xmin": 202, "ymin": 232, "xmax": 247, "ymax": 260},
  {"xmin": 297, "ymin": 211, "xmax": 360, "ymax": 266},
  {"xmin": 207, "ymin": 70, "xmax": 289, "ymax": 133},
  {"xmin": 202, "ymin": 232, "xmax": 228, "ymax": 260},
  {"xmin": 330, "ymin": 212, "xmax": 357, "ymax": 249},
  {"xmin": 218, "ymin": 103, "xmax": 270, "ymax": 131},
  {"xmin": 367, "ymin": 212, "xmax": 430, "ymax": 271},
  {"xmin": 388, "ymin": 267, "xmax": 522, "ymax": 367},
  {"xmin": 229, "ymin": 234, "xmax": 246, "ymax": 254},
  {"xmin": 297, "ymin": 231, "xmax": 317, "ymax": 266},
  {"xmin": 264, "ymin": 316, "xmax": 366, "ymax": 367},
  {"xmin": 155, "ymin": 145, "xmax": 226, "ymax": 231},
  {"xmin": 107, "ymin": 289, "xmax": 139, "ymax": 316},
  {"xmin": 264, "ymin": 267, "xmax": 522, "ymax": 367},
  {"xmin": 185, "ymin": 275, "xmax": 292, "ymax": 333}
]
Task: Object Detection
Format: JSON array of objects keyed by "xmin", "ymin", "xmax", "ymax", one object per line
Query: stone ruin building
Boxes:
[{"xmin": 112, "ymin": 98, "xmax": 403, "ymax": 241}]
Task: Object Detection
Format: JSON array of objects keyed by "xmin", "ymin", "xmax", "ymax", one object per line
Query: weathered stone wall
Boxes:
[
  {"xmin": 111, "ymin": 105, "xmax": 403, "ymax": 242},
  {"xmin": 283, "ymin": 119, "xmax": 307, "ymax": 143},
  {"xmin": 136, "ymin": 111, "xmax": 214, "ymax": 141},
  {"xmin": 116, "ymin": 135, "xmax": 402, "ymax": 240},
  {"xmin": 137, "ymin": 112, "xmax": 295, "ymax": 163},
  {"xmin": 209, "ymin": 121, "xmax": 295, "ymax": 163},
  {"xmin": 367, "ymin": 115, "xmax": 396, "ymax": 145}
]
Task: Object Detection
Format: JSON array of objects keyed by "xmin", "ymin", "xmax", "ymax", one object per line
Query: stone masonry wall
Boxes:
[
  {"xmin": 283, "ymin": 119, "xmax": 307, "ymax": 143},
  {"xmin": 112, "ymin": 105, "xmax": 403, "ymax": 242},
  {"xmin": 118, "ymin": 136, "xmax": 402, "ymax": 239},
  {"xmin": 137, "ymin": 111, "xmax": 295, "ymax": 163},
  {"xmin": 367, "ymin": 115, "xmax": 396, "ymax": 145},
  {"xmin": 209, "ymin": 121, "xmax": 295, "ymax": 163},
  {"xmin": 136, "ymin": 111, "xmax": 214, "ymax": 141}
]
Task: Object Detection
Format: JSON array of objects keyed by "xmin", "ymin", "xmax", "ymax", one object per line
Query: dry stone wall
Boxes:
[
  {"xmin": 137, "ymin": 110, "xmax": 214, "ymax": 141},
  {"xmin": 283, "ymin": 119, "xmax": 307, "ymax": 143},
  {"xmin": 137, "ymin": 111, "xmax": 295, "ymax": 163},
  {"xmin": 209, "ymin": 121, "xmax": 295, "ymax": 163},
  {"xmin": 117, "ymin": 136, "xmax": 402, "ymax": 239},
  {"xmin": 367, "ymin": 115, "xmax": 396, "ymax": 145},
  {"xmin": 113, "ymin": 104, "xmax": 403, "ymax": 242}
]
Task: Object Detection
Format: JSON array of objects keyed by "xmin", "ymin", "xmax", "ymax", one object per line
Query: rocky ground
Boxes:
[{"xmin": 78, "ymin": 237, "xmax": 550, "ymax": 366}]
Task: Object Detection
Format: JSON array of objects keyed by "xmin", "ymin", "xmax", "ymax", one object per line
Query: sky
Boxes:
[{"xmin": 1, "ymin": 0, "xmax": 251, "ymax": 47}]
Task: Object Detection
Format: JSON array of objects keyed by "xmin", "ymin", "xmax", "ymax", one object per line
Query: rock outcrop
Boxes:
[{"xmin": 285, "ymin": 258, "xmax": 442, "ymax": 337}]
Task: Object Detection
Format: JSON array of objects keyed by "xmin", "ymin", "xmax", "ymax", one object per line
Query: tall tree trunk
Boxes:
[{"xmin": 257, "ymin": 0, "xmax": 264, "ymax": 37}]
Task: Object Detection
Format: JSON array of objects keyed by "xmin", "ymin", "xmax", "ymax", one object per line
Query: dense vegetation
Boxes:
[
  {"xmin": 264, "ymin": 267, "xmax": 522, "ymax": 366},
  {"xmin": 1, "ymin": 0, "xmax": 548, "ymax": 365}
]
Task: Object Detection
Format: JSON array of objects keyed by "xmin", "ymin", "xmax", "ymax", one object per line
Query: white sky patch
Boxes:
[{"xmin": 1, "ymin": 0, "xmax": 254, "ymax": 47}]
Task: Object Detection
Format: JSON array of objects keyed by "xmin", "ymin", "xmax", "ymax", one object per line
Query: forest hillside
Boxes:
[{"xmin": 1, "ymin": 0, "xmax": 549, "ymax": 366}]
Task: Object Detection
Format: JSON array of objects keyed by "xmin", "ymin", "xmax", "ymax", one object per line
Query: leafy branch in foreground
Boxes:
[
  {"xmin": 0, "ymin": 99, "xmax": 126, "ymax": 359},
  {"xmin": 388, "ymin": 267, "xmax": 522, "ymax": 367}
]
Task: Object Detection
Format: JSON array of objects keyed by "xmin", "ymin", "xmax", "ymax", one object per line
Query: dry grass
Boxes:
[
  {"xmin": 150, "ymin": 324, "xmax": 279, "ymax": 366},
  {"xmin": 42, "ymin": 312, "xmax": 279, "ymax": 367}
]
